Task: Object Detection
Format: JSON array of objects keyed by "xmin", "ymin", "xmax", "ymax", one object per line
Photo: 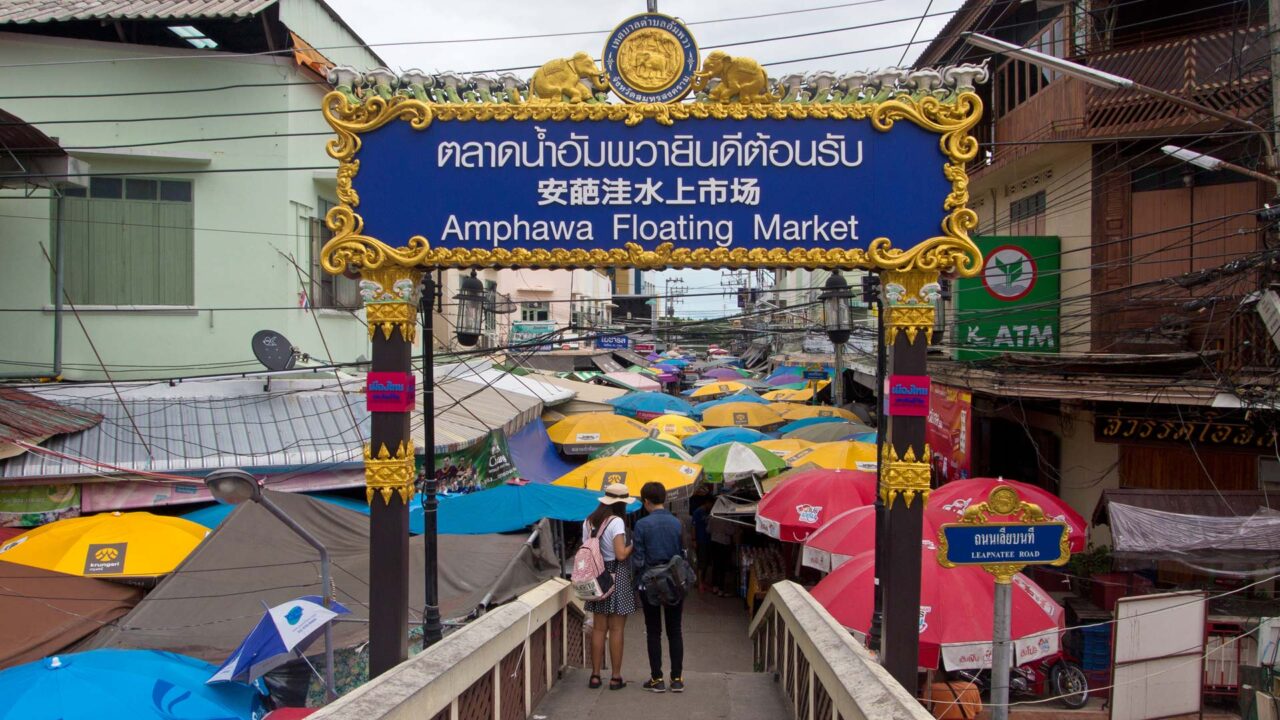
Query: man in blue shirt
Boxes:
[{"xmin": 632, "ymin": 481, "xmax": 686, "ymax": 693}]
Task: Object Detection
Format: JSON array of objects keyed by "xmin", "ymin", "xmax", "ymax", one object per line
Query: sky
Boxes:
[{"xmin": 324, "ymin": 0, "xmax": 966, "ymax": 318}]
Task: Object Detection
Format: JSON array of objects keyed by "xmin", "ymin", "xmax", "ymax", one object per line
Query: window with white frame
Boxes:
[{"xmin": 520, "ymin": 301, "xmax": 549, "ymax": 322}]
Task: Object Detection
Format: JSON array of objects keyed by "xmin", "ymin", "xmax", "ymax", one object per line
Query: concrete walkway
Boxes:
[{"xmin": 534, "ymin": 591, "xmax": 792, "ymax": 720}]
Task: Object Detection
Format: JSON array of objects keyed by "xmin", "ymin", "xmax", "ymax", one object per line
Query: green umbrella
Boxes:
[
  {"xmin": 591, "ymin": 435, "xmax": 693, "ymax": 461},
  {"xmin": 692, "ymin": 441, "xmax": 788, "ymax": 483}
]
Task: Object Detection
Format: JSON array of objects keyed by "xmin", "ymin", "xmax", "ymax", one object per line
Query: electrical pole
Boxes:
[{"xmin": 1271, "ymin": 0, "xmax": 1280, "ymax": 171}]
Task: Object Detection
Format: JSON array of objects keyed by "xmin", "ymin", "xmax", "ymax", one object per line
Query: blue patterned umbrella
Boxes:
[
  {"xmin": 777, "ymin": 416, "xmax": 849, "ymax": 434},
  {"xmin": 684, "ymin": 427, "xmax": 771, "ymax": 453},
  {"xmin": 693, "ymin": 393, "xmax": 772, "ymax": 415},
  {"xmin": 606, "ymin": 391, "xmax": 695, "ymax": 419}
]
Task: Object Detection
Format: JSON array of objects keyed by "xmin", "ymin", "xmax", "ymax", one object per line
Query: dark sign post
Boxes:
[
  {"xmin": 937, "ymin": 487, "xmax": 1071, "ymax": 720},
  {"xmin": 319, "ymin": 18, "xmax": 985, "ymax": 685}
]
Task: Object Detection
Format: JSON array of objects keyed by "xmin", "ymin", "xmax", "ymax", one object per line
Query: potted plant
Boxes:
[{"xmin": 1066, "ymin": 544, "xmax": 1112, "ymax": 599}]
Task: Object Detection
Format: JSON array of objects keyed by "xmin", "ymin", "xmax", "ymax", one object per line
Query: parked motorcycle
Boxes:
[{"xmin": 950, "ymin": 652, "xmax": 1089, "ymax": 709}]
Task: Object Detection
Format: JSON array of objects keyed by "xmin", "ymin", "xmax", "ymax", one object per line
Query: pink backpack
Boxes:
[{"xmin": 571, "ymin": 519, "xmax": 617, "ymax": 601}]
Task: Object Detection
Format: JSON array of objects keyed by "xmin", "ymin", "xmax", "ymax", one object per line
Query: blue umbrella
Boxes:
[
  {"xmin": 851, "ymin": 431, "xmax": 877, "ymax": 443},
  {"xmin": 606, "ymin": 391, "xmax": 695, "ymax": 418},
  {"xmin": 693, "ymin": 394, "xmax": 772, "ymax": 415},
  {"xmin": 0, "ymin": 649, "xmax": 265, "ymax": 720},
  {"xmin": 777, "ymin": 416, "xmax": 849, "ymax": 434},
  {"xmin": 431, "ymin": 482, "xmax": 635, "ymax": 534},
  {"xmin": 684, "ymin": 427, "xmax": 771, "ymax": 454},
  {"xmin": 209, "ymin": 595, "xmax": 350, "ymax": 685},
  {"xmin": 183, "ymin": 494, "xmax": 424, "ymax": 536},
  {"xmin": 766, "ymin": 365, "xmax": 804, "ymax": 381},
  {"xmin": 663, "ymin": 358, "xmax": 690, "ymax": 367}
]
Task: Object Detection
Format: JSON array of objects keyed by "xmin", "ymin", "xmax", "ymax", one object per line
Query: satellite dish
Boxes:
[{"xmin": 252, "ymin": 330, "xmax": 297, "ymax": 371}]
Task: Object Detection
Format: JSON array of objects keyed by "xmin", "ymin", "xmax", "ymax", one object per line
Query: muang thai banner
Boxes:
[
  {"xmin": 426, "ymin": 430, "xmax": 519, "ymax": 493},
  {"xmin": 926, "ymin": 382, "xmax": 972, "ymax": 483}
]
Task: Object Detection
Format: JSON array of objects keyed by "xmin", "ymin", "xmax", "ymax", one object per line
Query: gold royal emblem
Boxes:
[{"xmin": 616, "ymin": 27, "xmax": 685, "ymax": 93}]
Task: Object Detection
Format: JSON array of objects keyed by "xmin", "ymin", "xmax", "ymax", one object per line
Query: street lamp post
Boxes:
[
  {"xmin": 821, "ymin": 273, "xmax": 853, "ymax": 407},
  {"xmin": 419, "ymin": 270, "xmax": 486, "ymax": 651},
  {"xmin": 204, "ymin": 470, "xmax": 336, "ymax": 702}
]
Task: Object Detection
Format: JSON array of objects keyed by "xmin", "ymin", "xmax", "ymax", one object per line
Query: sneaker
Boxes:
[
  {"xmin": 643, "ymin": 677, "xmax": 666, "ymax": 693},
  {"xmin": 670, "ymin": 677, "xmax": 684, "ymax": 693}
]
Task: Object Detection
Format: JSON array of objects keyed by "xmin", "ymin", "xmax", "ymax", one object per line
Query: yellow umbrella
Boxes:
[
  {"xmin": 0, "ymin": 511, "xmax": 207, "ymax": 578},
  {"xmin": 546, "ymin": 412, "xmax": 649, "ymax": 453},
  {"xmin": 764, "ymin": 385, "xmax": 828, "ymax": 402},
  {"xmin": 689, "ymin": 381, "xmax": 750, "ymax": 399},
  {"xmin": 655, "ymin": 432, "xmax": 685, "ymax": 447},
  {"xmin": 769, "ymin": 402, "xmax": 813, "ymax": 418},
  {"xmin": 646, "ymin": 414, "xmax": 705, "ymax": 439},
  {"xmin": 701, "ymin": 402, "xmax": 785, "ymax": 429},
  {"xmin": 776, "ymin": 404, "xmax": 860, "ymax": 422},
  {"xmin": 784, "ymin": 441, "xmax": 878, "ymax": 471},
  {"xmin": 553, "ymin": 455, "xmax": 703, "ymax": 497},
  {"xmin": 754, "ymin": 438, "xmax": 816, "ymax": 458}
]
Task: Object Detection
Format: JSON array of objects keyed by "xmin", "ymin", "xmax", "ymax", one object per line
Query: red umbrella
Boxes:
[
  {"xmin": 800, "ymin": 505, "xmax": 931, "ymax": 573},
  {"xmin": 754, "ymin": 469, "xmax": 876, "ymax": 542},
  {"xmin": 929, "ymin": 477, "xmax": 1087, "ymax": 552},
  {"xmin": 811, "ymin": 546, "xmax": 1065, "ymax": 670}
]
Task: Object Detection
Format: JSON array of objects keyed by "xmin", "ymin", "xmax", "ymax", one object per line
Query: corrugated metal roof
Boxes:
[
  {"xmin": 0, "ymin": 0, "xmax": 277, "ymax": 24},
  {"xmin": 0, "ymin": 376, "xmax": 541, "ymax": 481},
  {"xmin": 0, "ymin": 388, "xmax": 102, "ymax": 447}
]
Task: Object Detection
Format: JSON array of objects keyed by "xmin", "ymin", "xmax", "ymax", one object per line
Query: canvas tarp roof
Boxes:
[
  {"xmin": 531, "ymin": 374, "xmax": 627, "ymax": 414},
  {"xmin": 1106, "ymin": 502, "xmax": 1280, "ymax": 563},
  {"xmin": 0, "ymin": 559, "xmax": 142, "ymax": 669},
  {"xmin": 81, "ymin": 490, "xmax": 557, "ymax": 662}
]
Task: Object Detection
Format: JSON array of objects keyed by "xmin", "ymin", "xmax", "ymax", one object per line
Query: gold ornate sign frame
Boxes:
[
  {"xmin": 936, "ymin": 486, "xmax": 1071, "ymax": 584},
  {"xmin": 319, "ymin": 85, "xmax": 984, "ymax": 276}
]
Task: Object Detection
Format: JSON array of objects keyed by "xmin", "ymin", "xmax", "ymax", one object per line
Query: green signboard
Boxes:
[{"xmin": 954, "ymin": 236, "xmax": 1060, "ymax": 361}]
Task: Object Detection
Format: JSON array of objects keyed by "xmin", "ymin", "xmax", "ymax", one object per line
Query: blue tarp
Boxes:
[
  {"xmin": 436, "ymin": 483, "xmax": 629, "ymax": 534},
  {"xmin": 508, "ymin": 418, "xmax": 576, "ymax": 485}
]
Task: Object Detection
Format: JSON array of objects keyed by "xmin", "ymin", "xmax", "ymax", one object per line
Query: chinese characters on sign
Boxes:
[{"xmin": 350, "ymin": 118, "xmax": 950, "ymax": 258}]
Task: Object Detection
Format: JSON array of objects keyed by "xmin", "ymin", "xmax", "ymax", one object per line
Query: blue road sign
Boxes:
[
  {"xmin": 803, "ymin": 369, "xmax": 827, "ymax": 380},
  {"xmin": 595, "ymin": 335, "xmax": 630, "ymax": 350},
  {"xmin": 939, "ymin": 523, "xmax": 1068, "ymax": 566}
]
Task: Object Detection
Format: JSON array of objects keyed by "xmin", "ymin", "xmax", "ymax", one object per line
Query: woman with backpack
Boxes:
[{"xmin": 581, "ymin": 483, "xmax": 636, "ymax": 690}]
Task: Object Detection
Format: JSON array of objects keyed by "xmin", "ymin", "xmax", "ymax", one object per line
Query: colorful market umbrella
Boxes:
[
  {"xmin": 768, "ymin": 381, "xmax": 810, "ymax": 391},
  {"xmin": 662, "ymin": 358, "xmax": 690, "ymax": 367},
  {"xmin": 590, "ymin": 434, "xmax": 694, "ymax": 461},
  {"xmin": 695, "ymin": 377, "xmax": 769, "ymax": 390},
  {"xmin": 0, "ymin": 512, "xmax": 207, "ymax": 578},
  {"xmin": 753, "ymin": 438, "xmax": 816, "ymax": 458},
  {"xmin": 646, "ymin": 414, "xmax": 705, "ymax": 439},
  {"xmin": 694, "ymin": 442, "xmax": 788, "ymax": 483},
  {"xmin": 552, "ymin": 455, "xmax": 702, "ymax": 497},
  {"xmin": 436, "ymin": 481, "xmax": 637, "ymax": 533},
  {"xmin": 606, "ymin": 391, "xmax": 695, "ymax": 420},
  {"xmin": 689, "ymin": 381, "xmax": 751, "ymax": 399},
  {"xmin": 701, "ymin": 402, "xmax": 785, "ymax": 430},
  {"xmin": 777, "ymin": 416, "xmax": 849, "ymax": 434},
  {"xmin": 0, "ymin": 649, "xmax": 265, "ymax": 720},
  {"xmin": 850, "ymin": 431, "xmax": 877, "ymax": 443},
  {"xmin": 684, "ymin": 427, "xmax": 771, "ymax": 454},
  {"xmin": 929, "ymin": 477, "xmax": 1088, "ymax": 552},
  {"xmin": 546, "ymin": 412, "xmax": 649, "ymax": 455},
  {"xmin": 763, "ymin": 385, "xmax": 827, "ymax": 402},
  {"xmin": 811, "ymin": 547, "xmax": 1065, "ymax": 671},
  {"xmin": 785, "ymin": 441, "xmax": 878, "ymax": 471},
  {"xmin": 209, "ymin": 595, "xmax": 351, "ymax": 684},
  {"xmin": 775, "ymin": 404, "xmax": 860, "ymax": 422},
  {"xmin": 767, "ymin": 373, "xmax": 810, "ymax": 386},
  {"xmin": 693, "ymin": 394, "xmax": 771, "ymax": 415},
  {"xmin": 766, "ymin": 366, "xmax": 806, "ymax": 381},
  {"xmin": 783, "ymin": 421, "xmax": 870, "ymax": 443},
  {"xmin": 702, "ymin": 367, "xmax": 745, "ymax": 380},
  {"xmin": 755, "ymin": 468, "xmax": 877, "ymax": 541}
]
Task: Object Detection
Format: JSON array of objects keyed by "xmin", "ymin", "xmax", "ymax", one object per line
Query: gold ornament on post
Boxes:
[
  {"xmin": 880, "ymin": 442, "xmax": 932, "ymax": 507},
  {"xmin": 359, "ymin": 265, "xmax": 422, "ymax": 344},
  {"xmin": 882, "ymin": 268, "xmax": 942, "ymax": 346},
  {"xmin": 364, "ymin": 440, "xmax": 416, "ymax": 505}
]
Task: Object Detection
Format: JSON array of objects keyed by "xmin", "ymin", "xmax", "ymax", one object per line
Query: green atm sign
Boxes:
[{"xmin": 954, "ymin": 236, "xmax": 1060, "ymax": 361}]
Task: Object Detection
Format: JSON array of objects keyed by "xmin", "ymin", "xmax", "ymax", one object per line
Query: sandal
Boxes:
[
  {"xmin": 609, "ymin": 677, "xmax": 627, "ymax": 690},
  {"xmin": 588, "ymin": 675, "xmax": 602, "ymax": 689}
]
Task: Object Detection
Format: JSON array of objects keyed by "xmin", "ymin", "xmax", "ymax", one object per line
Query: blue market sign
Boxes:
[
  {"xmin": 318, "ymin": 61, "xmax": 984, "ymax": 272},
  {"xmin": 938, "ymin": 523, "xmax": 1069, "ymax": 566},
  {"xmin": 595, "ymin": 334, "xmax": 631, "ymax": 350}
]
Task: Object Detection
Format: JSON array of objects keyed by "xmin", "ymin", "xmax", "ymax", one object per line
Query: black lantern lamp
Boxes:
[
  {"xmin": 454, "ymin": 271, "xmax": 485, "ymax": 347},
  {"xmin": 822, "ymin": 272, "xmax": 854, "ymax": 345}
]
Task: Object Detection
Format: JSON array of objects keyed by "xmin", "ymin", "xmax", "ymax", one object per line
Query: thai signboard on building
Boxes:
[{"xmin": 953, "ymin": 236, "xmax": 1060, "ymax": 360}]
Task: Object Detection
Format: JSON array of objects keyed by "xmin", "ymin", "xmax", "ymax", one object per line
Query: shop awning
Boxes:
[
  {"xmin": 0, "ymin": 389, "xmax": 103, "ymax": 461},
  {"xmin": 598, "ymin": 372, "xmax": 661, "ymax": 392},
  {"xmin": 591, "ymin": 355, "xmax": 625, "ymax": 373},
  {"xmin": 1105, "ymin": 502, "xmax": 1280, "ymax": 562},
  {"xmin": 1092, "ymin": 488, "xmax": 1280, "ymax": 526},
  {"xmin": 437, "ymin": 360, "xmax": 575, "ymax": 406},
  {"xmin": 612, "ymin": 350, "xmax": 650, "ymax": 368},
  {"xmin": 532, "ymin": 374, "xmax": 627, "ymax": 414}
]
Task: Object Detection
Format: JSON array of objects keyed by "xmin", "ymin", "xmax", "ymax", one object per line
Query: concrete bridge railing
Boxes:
[
  {"xmin": 749, "ymin": 581, "xmax": 935, "ymax": 720},
  {"xmin": 311, "ymin": 579, "xmax": 586, "ymax": 720}
]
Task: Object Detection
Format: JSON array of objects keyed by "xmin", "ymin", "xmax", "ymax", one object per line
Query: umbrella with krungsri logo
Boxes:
[
  {"xmin": 552, "ymin": 455, "xmax": 702, "ymax": 498},
  {"xmin": 0, "ymin": 511, "xmax": 207, "ymax": 578},
  {"xmin": 754, "ymin": 468, "xmax": 877, "ymax": 542},
  {"xmin": 929, "ymin": 477, "xmax": 1087, "ymax": 552}
]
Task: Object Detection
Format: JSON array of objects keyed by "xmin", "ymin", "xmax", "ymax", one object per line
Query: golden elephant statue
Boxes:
[
  {"xmin": 692, "ymin": 51, "xmax": 775, "ymax": 103},
  {"xmin": 530, "ymin": 52, "xmax": 607, "ymax": 102}
]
